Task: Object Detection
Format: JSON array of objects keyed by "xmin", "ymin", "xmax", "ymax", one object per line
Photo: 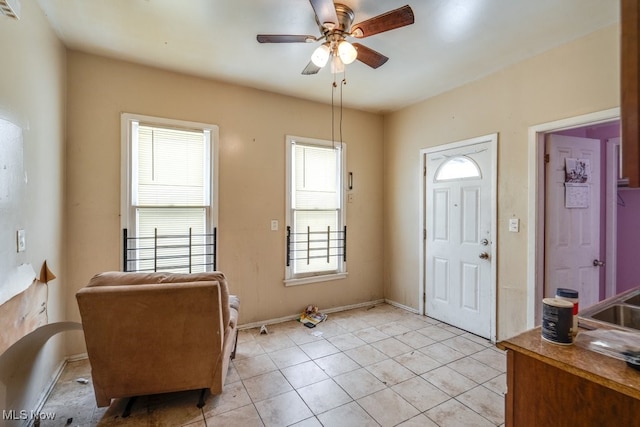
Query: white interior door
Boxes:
[
  {"xmin": 425, "ymin": 137, "xmax": 495, "ymax": 339},
  {"xmin": 544, "ymin": 134, "xmax": 602, "ymax": 308}
]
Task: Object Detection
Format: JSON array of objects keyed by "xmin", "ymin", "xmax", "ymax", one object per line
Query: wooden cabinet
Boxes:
[
  {"xmin": 498, "ymin": 327, "xmax": 640, "ymax": 427},
  {"xmin": 504, "ymin": 349, "xmax": 640, "ymax": 426},
  {"xmin": 622, "ymin": 0, "xmax": 640, "ymax": 187}
]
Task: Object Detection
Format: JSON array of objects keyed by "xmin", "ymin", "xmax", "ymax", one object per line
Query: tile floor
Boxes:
[{"xmin": 41, "ymin": 303, "xmax": 506, "ymax": 426}]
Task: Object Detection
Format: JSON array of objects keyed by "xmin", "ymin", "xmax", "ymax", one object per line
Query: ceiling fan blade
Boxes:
[
  {"xmin": 302, "ymin": 61, "xmax": 322, "ymax": 75},
  {"xmin": 257, "ymin": 34, "xmax": 316, "ymax": 43},
  {"xmin": 352, "ymin": 43, "xmax": 389, "ymax": 69},
  {"xmin": 351, "ymin": 5, "xmax": 415, "ymax": 38},
  {"xmin": 309, "ymin": 0, "xmax": 339, "ymax": 29}
]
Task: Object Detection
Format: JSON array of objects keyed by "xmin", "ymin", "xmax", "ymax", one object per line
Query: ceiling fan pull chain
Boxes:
[
  {"xmin": 340, "ymin": 71, "xmax": 346, "ymax": 148},
  {"xmin": 332, "ymin": 76, "xmax": 336, "ymax": 148}
]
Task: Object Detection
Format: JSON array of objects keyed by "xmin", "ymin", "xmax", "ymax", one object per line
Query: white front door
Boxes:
[
  {"xmin": 544, "ymin": 134, "xmax": 602, "ymax": 309},
  {"xmin": 425, "ymin": 136, "xmax": 496, "ymax": 339}
]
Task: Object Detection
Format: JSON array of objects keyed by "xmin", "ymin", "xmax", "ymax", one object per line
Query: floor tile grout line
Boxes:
[
  {"xmin": 43, "ymin": 303, "xmax": 506, "ymax": 426},
  {"xmin": 451, "ymin": 390, "xmax": 503, "ymax": 426},
  {"xmin": 245, "ymin": 327, "xmax": 435, "ymax": 426}
]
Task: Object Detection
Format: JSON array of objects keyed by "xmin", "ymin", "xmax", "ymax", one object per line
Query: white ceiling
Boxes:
[{"xmin": 36, "ymin": 0, "xmax": 619, "ymax": 113}]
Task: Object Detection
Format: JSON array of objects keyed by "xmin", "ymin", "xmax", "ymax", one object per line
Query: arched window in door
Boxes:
[{"xmin": 434, "ymin": 156, "xmax": 481, "ymax": 181}]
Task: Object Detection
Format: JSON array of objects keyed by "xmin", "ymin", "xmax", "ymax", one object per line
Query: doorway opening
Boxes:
[{"xmin": 527, "ymin": 108, "xmax": 628, "ymax": 327}]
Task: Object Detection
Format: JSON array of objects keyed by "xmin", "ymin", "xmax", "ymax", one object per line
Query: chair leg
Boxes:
[
  {"xmin": 122, "ymin": 396, "xmax": 137, "ymax": 418},
  {"xmin": 197, "ymin": 388, "xmax": 208, "ymax": 408},
  {"xmin": 231, "ymin": 330, "xmax": 239, "ymax": 360}
]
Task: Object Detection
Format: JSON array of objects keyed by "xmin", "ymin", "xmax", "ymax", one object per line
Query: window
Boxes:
[
  {"xmin": 285, "ymin": 136, "xmax": 347, "ymax": 285},
  {"xmin": 121, "ymin": 114, "xmax": 218, "ymax": 273},
  {"xmin": 435, "ymin": 156, "xmax": 481, "ymax": 181}
]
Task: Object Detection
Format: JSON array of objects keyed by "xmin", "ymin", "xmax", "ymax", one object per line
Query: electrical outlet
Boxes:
[
  {"xmin": 17, "ymin": 229, "xmax": 26, "ymax": 252},
  {"xmin": 508, "ymin": 218, "xmax": 520, "ymax": 233},
  {"xmin": 270, "ymin": 220, "xmax": 279, "ymax": 231}
]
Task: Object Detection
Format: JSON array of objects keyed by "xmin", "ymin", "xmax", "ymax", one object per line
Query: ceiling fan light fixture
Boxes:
[
  {"xmin": 330, "ymin": 55, "xmax": 345, "ymax": 74},
  {"xmin": 311, "ymin": 43, "xmax": 331, "ymax": 67},
  {"xmin": 337, "ymin": 40, "xmax": 357, "ymax": 64},
  {"xmin": 257, "ymin": 3, "xmax": 415, "ymax": 75}
]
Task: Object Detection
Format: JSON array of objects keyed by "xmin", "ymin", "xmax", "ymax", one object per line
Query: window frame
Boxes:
[
  {"xmin": 284, "ymin": 135, "xmax": 348, "ymax": 286},
  {"xmin": 120, "ymin": 113, "xmax": 219, "ymax": 271}
]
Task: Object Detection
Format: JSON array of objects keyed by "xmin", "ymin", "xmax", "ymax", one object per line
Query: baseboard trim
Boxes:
[
  {"xmin": 66, "ymin": 352, "xmax": 88, "ymax": 362},
  {"xmin": 28, "ymin": 353, "xmax": 89, "ymax": 427},
  {"xmin": 238, "ymin": 298, "xmax": 386, "ymax": 330},
  {"xmin": 28, "ymin": 359, "xmax": 66, "ymax": 427},
  {"xmin": 384, "ymin": 298, "xmax": 420, "ymax": 314}
]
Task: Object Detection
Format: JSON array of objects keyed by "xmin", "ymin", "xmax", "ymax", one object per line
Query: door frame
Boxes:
[
  {"xmin": 605, "ymin": 138, "xmax": 621, "ymax": 300},
  {"xmin": 526, "ymin": 108, "xmax": 620, "ymax": 328},
  {"xmin": 419, "ymin": 133, "xmax": 498, "ymax": 342}
]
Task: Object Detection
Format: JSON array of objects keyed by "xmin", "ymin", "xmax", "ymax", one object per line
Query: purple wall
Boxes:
[{"xmin": 616, "ymin": 188, "xmax": 640, "ymax": 292}]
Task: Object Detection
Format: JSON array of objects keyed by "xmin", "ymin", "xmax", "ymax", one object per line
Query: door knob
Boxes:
[
  {"xmin": 479, "ymin": 252, "xmax": 490, "ymax": 260},
  {"xmin": 593, "ymin": 259, "xmax": 605, "ymax": 267}
]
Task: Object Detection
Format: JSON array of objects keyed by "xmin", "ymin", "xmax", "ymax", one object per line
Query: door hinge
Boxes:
[
  {"xmin": 423, "ymin": 229, "xmax": 427, "ymax": 240},
  {"xmin": 544, "ymin": 153, "xmax": 550, "ymax": 163},
  {"xmin": 423, "ymin": 166, "xmax": 427, "ymax": 176}
]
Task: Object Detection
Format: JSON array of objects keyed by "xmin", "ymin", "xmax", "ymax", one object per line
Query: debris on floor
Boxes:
[{"xmin": 298, "ymin": 305, "xmax": 327, "ymax": 328}]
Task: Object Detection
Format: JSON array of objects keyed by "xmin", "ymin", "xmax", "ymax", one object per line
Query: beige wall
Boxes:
[
  {"xmin": 383, "ymin": 25, "xmax": 620, "ymax": 340},
  {"xmin": 0, "ymin": 4, "xmax": 621, "ymax": 411},
  {"xmin": 0, "ymin": 0, "xmax": 69, "ymax": 420},
  {"xmin": 65, "ymin": 52, "xmax": 385, "ymax": 354}
]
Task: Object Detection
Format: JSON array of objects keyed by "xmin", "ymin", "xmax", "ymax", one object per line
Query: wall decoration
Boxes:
[
  {"xmin": 565, "ymin": 158, "xmax": 591, "ymax": 183},
  {"xmin": 565, "ymin": 182, "xmax": 589, "ymax": 208},
  {"xmin": 564, "ymin": 158, "xmax": 591, "ymax": 208}
]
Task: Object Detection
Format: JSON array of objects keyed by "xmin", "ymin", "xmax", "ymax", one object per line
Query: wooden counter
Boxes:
[{"xmin": 497, "ymin": 325, "xmax": 640, "ymax": 426}]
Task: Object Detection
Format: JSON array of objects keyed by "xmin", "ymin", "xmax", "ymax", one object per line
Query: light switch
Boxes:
[
  {"xmin": 508, "ymin": 218, "xmax": 520, "ymax": 233},
  {"xmin": 17, "ymin": 229, "xmax": 26, "ymax": 252},
  {"xmin": 270, "ymin": 220, "xmax": 279, "ymax": 231}
]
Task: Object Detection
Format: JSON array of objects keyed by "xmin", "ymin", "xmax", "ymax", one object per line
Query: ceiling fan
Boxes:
[{"xmin": 257, "ymin": 0, "xmax": 415, "ymax": 75}]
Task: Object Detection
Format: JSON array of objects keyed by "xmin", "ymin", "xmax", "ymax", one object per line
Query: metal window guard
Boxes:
[
  {"xmin": 286, "ymin": 225, "xmax": 346, "ymax": 267},
  {"xmin": 123, "ymin": 228, "xmax": 216, "ymax": 273}
]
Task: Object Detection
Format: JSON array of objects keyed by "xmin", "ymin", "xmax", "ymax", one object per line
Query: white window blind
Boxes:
[
  {"xmin": 134, "ymin": 124, "xmax": 209, "ymax": 206},
  {"xmin": 294, "ymin": 144, "xmax": 339, "ymax": 209}
]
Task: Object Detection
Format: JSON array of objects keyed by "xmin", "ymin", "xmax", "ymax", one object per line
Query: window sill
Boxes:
[{"xmin": 284, "ymin": 272, "xmax": 348, "ymax": 287}]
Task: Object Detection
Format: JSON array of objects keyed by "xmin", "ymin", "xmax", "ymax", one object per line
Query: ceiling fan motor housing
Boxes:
[{"xmin": 317, "ymin": 3, "xmax": 354, "ymax": 34}]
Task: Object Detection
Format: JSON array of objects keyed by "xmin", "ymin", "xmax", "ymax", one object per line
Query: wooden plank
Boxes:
[{"xmin": 621, "ymin": 0, "xmax": 640, "ymax": 187}]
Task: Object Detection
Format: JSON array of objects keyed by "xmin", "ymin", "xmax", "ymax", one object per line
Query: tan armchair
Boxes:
[{"xmin": 76, "ymin": 271, "xmax": 239, "ymax": 407}]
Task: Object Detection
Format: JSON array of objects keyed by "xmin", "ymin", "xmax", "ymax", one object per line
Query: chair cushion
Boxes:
[
  {"xmin": 229, "ymin": 295, "xmax": 240, "ymax": 311},
  {"xmin": 229, "ymin": 307, "xmax": 239, "ymax": 329},
  {"xmin": 88, "ymin": 271, "xmax": 233, "ymax": 330}
]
